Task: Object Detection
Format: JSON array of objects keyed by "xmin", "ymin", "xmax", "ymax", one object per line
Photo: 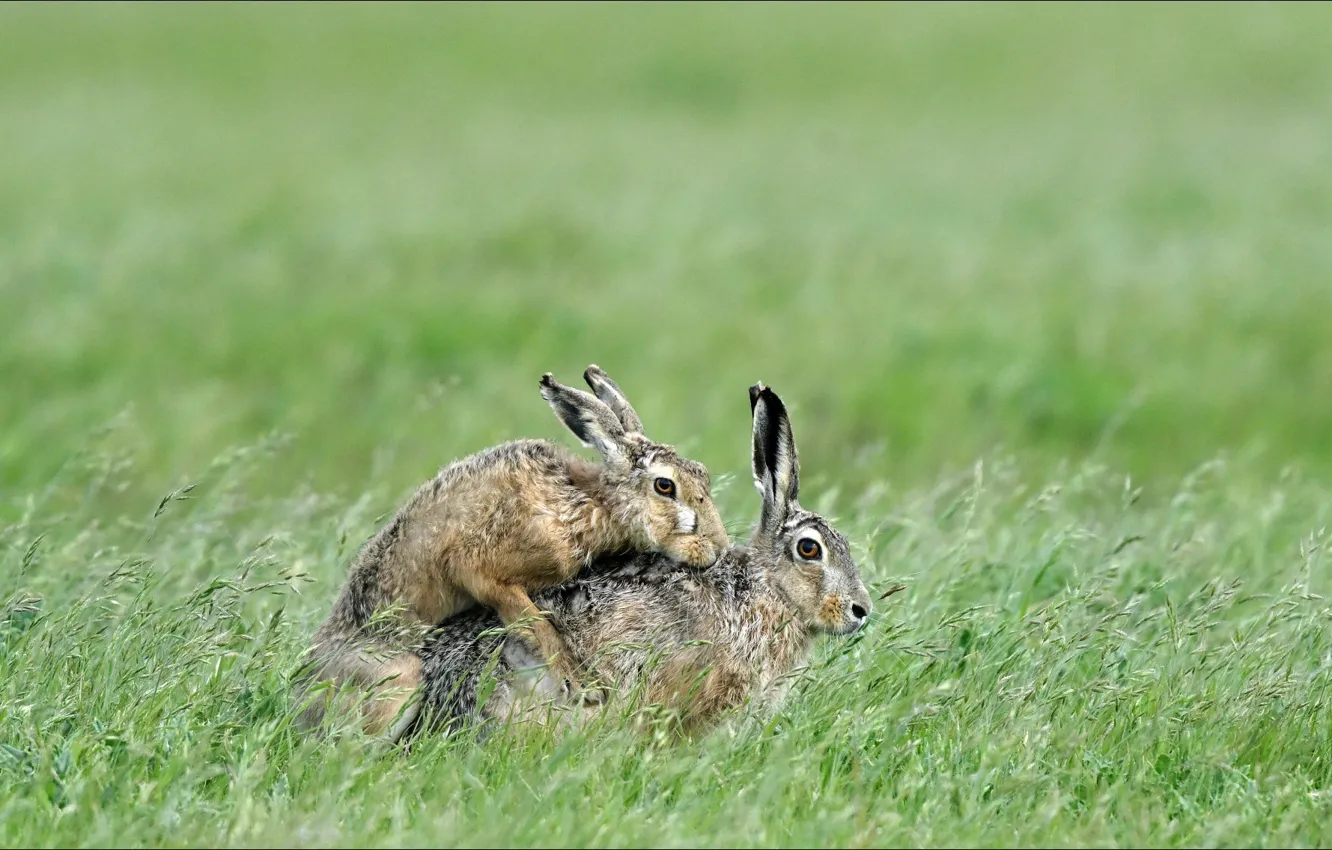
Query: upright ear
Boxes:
[
  {"xmin": 749, "ymin": 382, "xmax": 768, "ymax": 495},
  {"xmin": 583, "ymin": 365, "xmax": 644, "ymax": 434},
  {"xmin": 749, "ymin": 383, "xmax": 800, "ymax": 530},
  {"xmin": 540, "ymin": 373, "xmax": 630, "ymax": 468}
]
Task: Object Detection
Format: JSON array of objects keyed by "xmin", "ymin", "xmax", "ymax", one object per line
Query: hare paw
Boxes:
[
  {"xmin": 571, "ymin": 681, "xmax": 609, "ymax": 706},
  {"xmin": 556, "ymin": 667, "xmax": 608, "ymax": 706}
]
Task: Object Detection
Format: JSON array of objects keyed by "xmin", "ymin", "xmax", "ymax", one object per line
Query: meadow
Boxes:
[{"xmin": 3, "ymin": 2, "xmax": 1332, "ymax": 846}]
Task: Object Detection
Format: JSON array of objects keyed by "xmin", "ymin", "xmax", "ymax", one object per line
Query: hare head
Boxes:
[
  {"xmin": 539, "ymin": 365, "xmax": 729, "ymax": 568},
  {"xmin": 748, "ymin": 383, "xmax": 871, "ymax": 635}
]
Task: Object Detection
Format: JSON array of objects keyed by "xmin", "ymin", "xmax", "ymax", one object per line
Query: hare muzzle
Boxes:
[{"xmin": 819, "ymin": 593, "xmax": 871, "ymax": 635}]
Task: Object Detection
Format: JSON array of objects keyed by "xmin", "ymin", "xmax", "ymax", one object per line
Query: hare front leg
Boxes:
[{"xmin": 461, "ymin": 575, "xmax": 604, "ymax": 704}]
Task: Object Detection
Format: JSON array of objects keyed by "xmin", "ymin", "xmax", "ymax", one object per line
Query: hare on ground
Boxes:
[
  {"xmin": 409, "ymin": 382, "xmax": 873, "ymax": 741},
  {"xmin": 297, "ymin": 365, "xmax": 730, "ymax": 740}
]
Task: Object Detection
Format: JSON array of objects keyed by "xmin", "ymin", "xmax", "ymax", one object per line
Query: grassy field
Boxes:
[{"xmin": 3, "ymin": 2, "xmax": 1332, "ymax": 846}]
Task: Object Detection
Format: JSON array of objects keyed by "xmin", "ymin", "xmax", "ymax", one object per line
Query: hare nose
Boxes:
[{"xmin": 851, "ymin": 604, "xmax": 868, "ymax": 621}]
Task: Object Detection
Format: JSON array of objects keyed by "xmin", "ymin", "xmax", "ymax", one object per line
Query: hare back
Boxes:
[{"xmin": 325, "ymin": 438, "xmax": 612, "ymax": 635}]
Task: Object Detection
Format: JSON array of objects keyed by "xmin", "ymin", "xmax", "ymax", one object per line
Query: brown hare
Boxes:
[
  {"xmin": 409, "ymin": 382, "xmax": 873, "ymax": 741},
  {"xmin": 298, "ymin": 365, "xmax": 730, "ymax": 738}
]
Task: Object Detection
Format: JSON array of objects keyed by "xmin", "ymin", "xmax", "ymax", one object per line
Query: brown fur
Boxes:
[
  {"xmin": 296, "ymin": 366, "xmax": 729, "ymax": 738},
  {"xmin": 413, "ymin": 383, "xmax": 876, "ymax": 742}
]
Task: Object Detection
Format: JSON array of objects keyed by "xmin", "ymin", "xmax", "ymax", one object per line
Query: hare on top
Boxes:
[{"xmin": 298, "ymin": 365, "xmax": 730, "ymax": 738}]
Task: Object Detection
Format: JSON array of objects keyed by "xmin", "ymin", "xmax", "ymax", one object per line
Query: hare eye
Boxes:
[
  {"xmin": 653, "ymin": 477, "xmax": 677, "ymax": 498},
  {"xmin": 796, "ymin": 538, "xmax": 822, "ymax": 560}
]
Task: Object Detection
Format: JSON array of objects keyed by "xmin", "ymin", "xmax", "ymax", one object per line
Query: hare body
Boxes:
[
  {"xmin": 298, "ymin": 367, "xmax": 729, "ymax": 739},
  {"xmin": 410, "ymin": 384, "xmax": 873, "ymax": 740}
]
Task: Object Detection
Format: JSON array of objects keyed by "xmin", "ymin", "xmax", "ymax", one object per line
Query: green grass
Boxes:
[{"xmin": 3, "ymin": 1, "xmax": 1332, "ymax": 846}]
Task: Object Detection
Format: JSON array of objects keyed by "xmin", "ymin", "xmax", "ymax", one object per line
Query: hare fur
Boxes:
[
  {"xmin": 297, "ymin": 366, "xmax": 730, "ymax": 739},
  {"xmin": 408, "ymin": 383, "xmax": 874, "ymax": 740}
]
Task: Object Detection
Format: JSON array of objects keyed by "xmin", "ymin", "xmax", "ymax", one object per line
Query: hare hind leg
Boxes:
[
  {"xmin": 361, "ymin": 653, "xmax": 425, "ymax": 738},
  {"xmin": 300, "ymin": 647, "xmax": 423, "ymax": 739},
  {"xmin": 647, "ymin": 651, "xmax": 751, "ymax": 737},
  {"xmin": 461, "ymin": 575, "xmax": 603, "ymax": 704}
]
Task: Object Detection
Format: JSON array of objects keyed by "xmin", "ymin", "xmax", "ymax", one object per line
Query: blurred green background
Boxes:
[
  {"xmin": 2, "ymin": 1, "xmax": 1330, "ymax": 514},
  {"xmin": 6, "ymin": 5, "xmax": 1332, "ymax": 846}
]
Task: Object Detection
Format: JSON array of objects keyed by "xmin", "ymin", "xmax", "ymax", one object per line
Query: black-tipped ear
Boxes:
[
  {"xmin": 749, "ymin": 382, "xmax": 765, "ymax": 414},
  {"xmin": 748, "ymin": 382, "xmax": 768, "ymax": 492},
  {"xmin": 540, "ymin": 373, "xmax": 630, "ymax": 468},
  {"xmin": 583, "ymin": 365, "xmax": 645, "ymax": 434},
  {"xmin": 750, "ymin": 384, "xmax": 799, "ymax": 529}
]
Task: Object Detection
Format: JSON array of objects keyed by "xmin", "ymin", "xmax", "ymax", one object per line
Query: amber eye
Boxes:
[
  {"xmin": 796, "ymin": 538, "xmax": 822, "ymax": 560},
  {"xmin": 653, "ymin": 477, "xmax": 677, "ymax": 498}
]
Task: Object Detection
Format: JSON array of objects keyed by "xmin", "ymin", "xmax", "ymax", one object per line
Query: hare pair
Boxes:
[
  {"xmin": 405, "ymin": 383, "xmax": 874, "ymax": 740},
  {"xmin": 297, "ymin": 366, "xmax": 730, "ymax": 738}
]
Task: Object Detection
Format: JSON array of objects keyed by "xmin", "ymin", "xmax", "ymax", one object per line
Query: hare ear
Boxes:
[
  {"xmin": 749, "ymin": 382, "xmax": 768, "ymax": 495},
  {"xmin": 540, "ymin": 373, "xmax": 630, "ymax": 468},
  {"xmin": 583, "ymin": 365, "xmax": 645, "ymax": 434},
  {"xmin": 750, "ymin": 384, "xmax": 799, "ymax": 530}
]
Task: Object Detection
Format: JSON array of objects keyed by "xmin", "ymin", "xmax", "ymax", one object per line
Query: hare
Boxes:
[
  {"xmin": 408, "ymin": 382, "xmax": 874, "ymax": 741},
  {"xmin": 297, "ymin": 365, "xmax": 730, "ymax": 739}
]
